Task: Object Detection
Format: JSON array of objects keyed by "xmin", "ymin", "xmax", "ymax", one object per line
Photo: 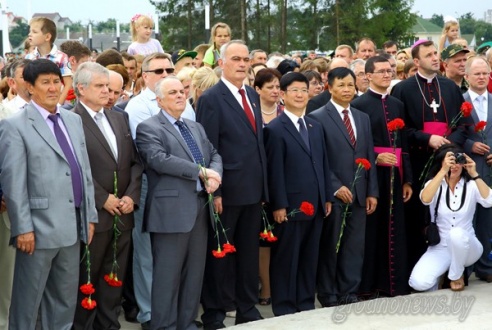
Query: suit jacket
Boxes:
[
  {"xmin": 73, "ymin": 102, "xmax": 143, "ymax": 233},
  {"xmin": 196, "ymin": 80, "xmax": 268, "ymax": 205},
  {"xmin": 136, "ymin": 111, "xmax": 222, "ymax": 233},
  {"xmin": 308, "ymin": 102, "xmax": 378, "ymax": 206},
  {"xmin": 306, "ymin": 90, "xmax": 331, "ymax": 115},
  {"xmin": 264, "ymin": 112, "xmax": 333, "ymax": 219},
  {"xmin": 463, "ymin": 92, "xmax": 492, "ymax": 184},
  {"xmin": 0, "ymin": 103, "xmax": 98, "ymax": 248}
]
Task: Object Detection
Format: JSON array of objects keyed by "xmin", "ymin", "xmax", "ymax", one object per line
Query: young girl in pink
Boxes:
[{"xmin": 127, "ymin": 14, "xmax": 164, "ymax": 56}]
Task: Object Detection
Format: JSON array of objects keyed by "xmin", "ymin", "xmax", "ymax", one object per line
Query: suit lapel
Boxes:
[
  {"xmin": 486, "ymin": 93, "xmax": 492, "ymax": 135},
  {"xmin": 157, "ymin": 112, "xmax": 194, "ymax": 162},
  {"xmin": 75, "ymin": 103, "xmax": 116, "ymax": 163},
  {"xmin": 59, "ymin": 109, "xmax": 85, "ymax": 167},
  {"xmin": 105, "ymin": 109, "xmax": 123, "ymax": 163},
  {"xmin": 280, "ymin": 113, "xmax": 310, "ymax": 156},
  {"xmin": 219, "ymin": 81, "xmax": 257, "ymax": 135},
  {"xmin": 27, "ymin": 104, "xmax": 67, "ymax": 161},
  {"xmin": 326, "ymin": 103, "xmax": 354, "ymax": 149}
]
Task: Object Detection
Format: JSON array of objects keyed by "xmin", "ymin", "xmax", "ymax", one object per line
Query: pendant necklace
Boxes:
[{"xmin": 415, "ymin": 74, "xmax": 442, "ymax": 114}]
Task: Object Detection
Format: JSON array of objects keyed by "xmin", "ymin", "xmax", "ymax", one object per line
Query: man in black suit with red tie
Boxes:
[
  {"xmin": 196, "ymin": 40, "xmax": 268, "ymax": 329},
  {"xmin": 264, "ymin": 72, "xmax": 333, "ymax": 316}
]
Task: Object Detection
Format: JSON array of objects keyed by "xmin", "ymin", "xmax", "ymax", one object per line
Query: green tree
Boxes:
[
  {"xmin": 429, "ymin": 14, "xmax": 444, "ymax": 28},
  {"xmin": 9, "ymin": 21, "xmax": 29, "ymax": 48}
]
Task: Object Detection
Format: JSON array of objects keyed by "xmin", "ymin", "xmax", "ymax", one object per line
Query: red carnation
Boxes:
[
  {"xmin": 299, "ymin": 201, "xmax": 315, "ymax": 216},
  {"xmin": 81, "ymin": 297, "xmax": 97, "ymax": 310},
  {"xmin": 387, "ymin": 118, "xmax": 405, "ymax": 132},
  {"xmin": 475, "ymin": 121, "xmax": 487, "ymax": 133},
  {"xmin": 66, "ymin": 88, "xmax": 76, "ymax": 101},
  {"xmin": 266, "ymin": 231, "xmax": 278, "ymax": 242},
  {"xmin": 212, "ymin": 248, "xmax": 226, "ymax": 258},
  {"xmin": 222, "ymin": 243, "xmax": 236, "ymax": 254},
  {"xmin": 460, "ymin": 101, "xmax": 473, "ymax": 117},
  {"xmin": 259, "ymin": 230, "xmax": 269, "ymax": 240},
  {"xmin": 80, "ymin": 283, "xmax": 95, "ymax": 295},
  {"xmin": 104, "ymin": 273, "xmax": 123, "ymax": 287},
  {"xmin": 355, "ymin": 158, "xmax": 371, "ymax": 170}
]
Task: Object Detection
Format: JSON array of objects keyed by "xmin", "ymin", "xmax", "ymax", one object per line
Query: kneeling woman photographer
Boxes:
[{"xmin": 409, "ymin": 144, "xmax": 492, "ymax": 292}]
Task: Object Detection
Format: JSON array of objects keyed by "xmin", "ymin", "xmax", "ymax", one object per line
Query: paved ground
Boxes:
[{"xmin": 120, "ymin": 275, "xmax": 492, "ymax": 330}]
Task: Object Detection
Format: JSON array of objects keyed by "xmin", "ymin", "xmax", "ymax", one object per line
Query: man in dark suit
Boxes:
[
  {"xmin": 72, "ymin": 62, "xmax": 143, "ymax": 330},
  {"xmin": 309, "ymin": 67, "xmax": 378, "ymax": 306},
  {"xmin": 0, "ymin": 59, "xmax": 98, "ymax": 330},
  {"xmin": 136, "ymin": 76, "xmax": 222, "ymax": 330},
  {"xmin": 264, "ymin": 72, "xmax": 333, "ymax": 316},
  {"xmin": 196, "ymin": 40, "xmax": 269, "ymax": 329},
  {"xmin": 462, "ymin": 56, "xmax": 492, "ymax": 282}
]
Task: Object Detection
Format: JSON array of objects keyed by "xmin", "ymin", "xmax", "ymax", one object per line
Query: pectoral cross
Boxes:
[{"xmin": 430, "ymin": 99, "xmax": 440, "ymax": 114}]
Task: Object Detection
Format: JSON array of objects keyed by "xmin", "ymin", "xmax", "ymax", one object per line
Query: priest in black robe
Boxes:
[
  {"xmin": 391, "ymin": 40, "xmax": 470, "ymax": 274},
  {"xmin": 352, "ymin": 56, "xmax": 413, "ymax": 297}
]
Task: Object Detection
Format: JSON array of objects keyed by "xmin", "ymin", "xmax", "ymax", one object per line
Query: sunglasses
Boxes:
[{"xmin": 144, "ymin": 68, "xmax": 175, "ymax": 75}]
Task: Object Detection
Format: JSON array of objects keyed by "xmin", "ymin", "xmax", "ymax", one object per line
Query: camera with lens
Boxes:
[{"xmin": 454, "ymin": 152, "xmax": 467, "ymax": 165}]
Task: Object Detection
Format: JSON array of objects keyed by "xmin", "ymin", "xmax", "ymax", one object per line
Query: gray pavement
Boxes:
[{"xmin": 121, "ymin": 275, "xmax": 492, "ymax": 330}]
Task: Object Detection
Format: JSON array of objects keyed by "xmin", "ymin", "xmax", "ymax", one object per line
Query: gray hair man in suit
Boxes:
[
  {"xmin": 0, "ymin": 59, "xmax": 98, "ymax": 330},
  {"xmin": 136, "ymin": 76, "xmax": 222, "ymax": 330},
  {"xmin": 463, "ymin": 56, "xmax": 492, "ymax": 282}
]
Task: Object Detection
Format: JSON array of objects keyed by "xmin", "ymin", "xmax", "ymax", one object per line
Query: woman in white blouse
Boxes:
[{"xmin": 409, "ymin": 144, "xmax": 492, "ymax": 292}]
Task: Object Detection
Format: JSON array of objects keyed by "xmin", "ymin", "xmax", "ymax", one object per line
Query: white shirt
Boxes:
[
  {"xmin": 220, "ymin": 77, "xmax": 254, "ymax": 118},
  {"xmin": 126, "ymin": 87, "xmax": 160, "ymax": 139},
  {"xmin": 81, "ymin": 103, "xmax": 118, "ymax": 160},
  {"xmin": 283, "ymin": 108, "xmax": 305, "ymax": 132},
  {"xmin": 468, "ymin": 89, "xmax": 488, "ymax": 122},
  {"xmin": 330, "ymin": 99, "xmax": 357, "ymax": 139},
  {"xmin": 6, "ymin": 95, "xmax": 28, "ymax": 112},
  {"xmin": 421, "ymin": 178, "xmax": 492, "ymax": 246}
]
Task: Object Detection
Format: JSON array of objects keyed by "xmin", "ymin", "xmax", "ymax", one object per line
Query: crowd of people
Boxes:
[{"xmin": 1, "ymin": 12, "xmax": 492, "ymax": 330}]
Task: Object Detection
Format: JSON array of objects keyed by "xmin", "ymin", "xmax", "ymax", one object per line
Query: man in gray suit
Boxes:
[
  {"xmin": 136, "ymin": 76, "xmax": 222, "ymax": 330},
  {"xmin": 309, "ymin": 67, "xmax": 378, "ymax": 306},
  {"xmin": 463, "ymin": 56, "xmax": 492, "ymax": 282},
  {"xmin": 0, "ymin": 59, "xmax": 98, "ymax": 330}
]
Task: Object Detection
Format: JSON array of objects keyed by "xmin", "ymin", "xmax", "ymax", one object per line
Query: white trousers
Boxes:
[{"xmin": 409, "ymin": 227, "xmax": 483, "ymax": 291}]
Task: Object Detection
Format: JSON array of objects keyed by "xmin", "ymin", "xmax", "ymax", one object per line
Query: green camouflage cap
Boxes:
[{"xmin": 441, "ymin": 44, "xmax": 469, "ymax": 60}]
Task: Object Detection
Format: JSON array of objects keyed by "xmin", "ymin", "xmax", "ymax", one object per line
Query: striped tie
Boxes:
[{"xmin": 342, "ymin": 109, "xmax": 356, "ymax": 147}]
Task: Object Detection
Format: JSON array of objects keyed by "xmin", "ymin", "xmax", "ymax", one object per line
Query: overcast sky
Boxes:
[{"xmin": 4, "ymin": 0, "xmax": 490, "ymax": 24}]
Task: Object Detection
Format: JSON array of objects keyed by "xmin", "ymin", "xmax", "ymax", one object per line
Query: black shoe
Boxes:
[
  {"xmin": 203, "ymin": 321, "xmax": 225, "ymax": 330},
  {"xmin": 339, "ymin": 294, "xmax": 361, "ymax": 305},
  {"xmin": 235, "ymin": 315, "xmax": 263, "ymax": 325},
  {"xmin": 141, "ymin": 320, "xmax": 151, "ymax": 330},
  {"xmin": 318, "ymin": 296, "xmax": 339, "ymax": 308},
  {"xmin": 124, "ymin": 307, "xmax": 139, "ymax": 323},
  {"xmin": 194, "ymin": 320, "xmax": 204, "ymax": 328}
]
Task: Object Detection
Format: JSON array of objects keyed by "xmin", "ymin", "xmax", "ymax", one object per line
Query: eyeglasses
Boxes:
[
  {"xmin": 310, "ymin": 81, "xmax": 321, "ymax": 86},
  {"xmin": 355, "ymin": 72, "xmax": 366, "ymax": 78},
  {"xmin": 286, "ymin": 88, "xmax": 309, "ymax": 94},
  {"xmin": 144, "ymin": 68, "xmax": 175, "ymax": 75},
  {"xmin": 372, "ymin": 70, "xmax": 393, "ymax": 75}
]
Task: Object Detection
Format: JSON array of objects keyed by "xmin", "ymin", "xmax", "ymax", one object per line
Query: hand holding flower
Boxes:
[
  {"xmin": 471, "ymin": 142, "xmax": 490, "ymax": 155},
  {"xmin": 376, "ymin": 152, "xmax": 397, "ymax": 166},
  {"xmin": 104, "ymin": 194, "xmax": 122, "ymax": 216},
  {"xmin": 118, "ymin": 196, "xmax": 134, "ymax": 214},
  {"xmin": 273, "ymin": 208, "xmax": 288, "ymax": 224},
  {"xmin": 336, "ymin": 186, "xmax": 353, "ymax": 204}
]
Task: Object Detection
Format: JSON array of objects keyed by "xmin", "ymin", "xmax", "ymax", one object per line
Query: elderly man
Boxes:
[
  {"xmin": 355, "ymin": 38, "xmax": 376, "ymax": 60},
  {"xmin": 250, "ymin": 49, "xmax": 268, "ymax": 65},
  {"xmin": 136, "ymin": 76, "xmax": 222, "ymax": 330},
  {"xmin": 125, "ymin": 52, "xmax": 174, "ymax": 329},
  {"xmin": 442, "ymin": 44, "xmax": 470, "ymax": 93},
  {"xmin": 351, "ymin": 59, "xmax": 368, "ymax": 95},
  {"xmin": 0, "ymin": 59, "xmax": 97, "ymax": 330},
  {"xmin": 72, "ymin": 62, "xmax": 142, "ymax": 330},
  {"xmin": 197, "ymin": 40, "xmax": 268, "ymax": 329},
  {"xmin": 462, "ymin": 56, "xmax": 492, "ymax": 282}
]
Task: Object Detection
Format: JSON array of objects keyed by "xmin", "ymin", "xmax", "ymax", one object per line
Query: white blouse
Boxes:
[{"xmin": 420, "ymin": 178, "xmax": 492, "ymax": 246}]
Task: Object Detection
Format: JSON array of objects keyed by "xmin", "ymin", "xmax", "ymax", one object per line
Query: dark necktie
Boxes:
[
  {"xmin": 342, "ymin": 109, "xmax": 356, "ymax": 147},
  {"xmin": 238, "ymin": 89, "xmax": 256, "ymax": 133},
  {"xmin": 175, "ymin": 120, "xmax": 205, "ymax": 166},
  {"xmin": 298, "ymin": 117, "xmax": 310, "ymax": 151},
  {"xmin": 48, "ymin": 114, "xmax": 83, "ymax": 207}
]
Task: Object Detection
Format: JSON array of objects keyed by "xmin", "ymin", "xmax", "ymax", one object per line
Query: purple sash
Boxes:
[
  {"xmin": 423, "ymin": 122, "xmax": 448, "ymax": 136},
  {"xmin": 374, "ymin": 147, "xmax": 403, "ymax": 180}
]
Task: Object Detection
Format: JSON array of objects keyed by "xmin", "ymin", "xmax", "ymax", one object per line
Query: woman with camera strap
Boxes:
[{"xmin": 409, "ymin": 144, "xmax": 492, "ymax": 292}]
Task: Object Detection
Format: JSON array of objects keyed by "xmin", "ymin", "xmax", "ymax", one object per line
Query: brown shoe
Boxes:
[
  {"xmin": 450, "ymin": 275, "xmax": 465, "ymax": 291},
  {"xmin": 478, "ymin": 274, "xmax": 492, "ymax": 283}
]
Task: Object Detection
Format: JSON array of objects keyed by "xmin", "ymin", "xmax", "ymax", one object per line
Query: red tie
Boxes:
[
  {"xmin": 342, "ymin": 109, "xmax": 356, "ymax": 146},
  {"xmin": 239, "ymin": 89, "xmax": 256, "ymax": 133}
]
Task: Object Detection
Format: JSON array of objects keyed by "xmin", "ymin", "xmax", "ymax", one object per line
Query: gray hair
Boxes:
[
  {"xmin": 249, "ymin": 49, "xmax": 266, "ymax": 59},
  {"xmin": 73, "ymin": 62, "xmax": 109, "ymax": 97},
  {"xmin": 220, "ymin": 40, "xmax": 247, "ymax": 61},
  {"xmin": 154, "ymin": 76, "xmax": 181, "ymax": 99},
  {"xmin": 350, "ymin": 59, "xmax": 366, "ymax": 72},
  {"xmin": 9, "ymin": 59, "xmax": 30, "ymax": 78}
]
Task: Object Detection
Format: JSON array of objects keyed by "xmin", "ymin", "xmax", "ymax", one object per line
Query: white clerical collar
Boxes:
[
  {"xmin": 369, "ymin": 88, "xmax": 388, "ymax": 99},
  {"xmin": 417, "ymin": 71, "xmax": 436, "ymax": 83}
]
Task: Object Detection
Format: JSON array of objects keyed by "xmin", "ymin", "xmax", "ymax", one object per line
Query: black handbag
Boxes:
[{"xmin": 425, "ymin": 186, "xmax": 442, "ymax": 246}]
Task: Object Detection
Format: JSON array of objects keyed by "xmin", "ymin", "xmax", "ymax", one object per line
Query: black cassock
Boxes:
[
  {"xmin": 391, "ymin": 74, "xmax": 469, "ymax": 274},
  {"xmin": 352, "ymin": 90, "xmax": 413, "ymax": 296}
]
